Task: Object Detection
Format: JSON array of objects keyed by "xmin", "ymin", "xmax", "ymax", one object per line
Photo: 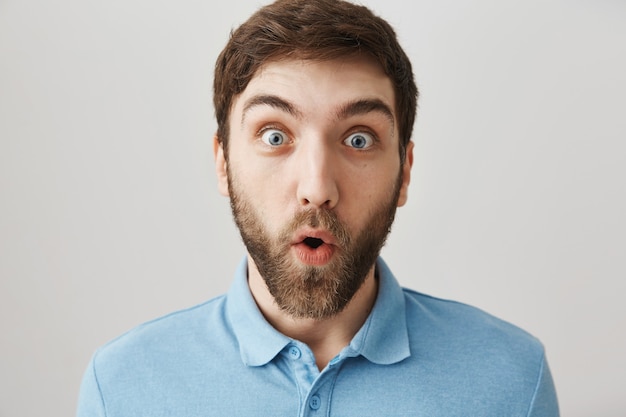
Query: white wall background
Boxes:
[{"xmin": 1, "ymin": 0, "xmax": 624, "ymax": 416}]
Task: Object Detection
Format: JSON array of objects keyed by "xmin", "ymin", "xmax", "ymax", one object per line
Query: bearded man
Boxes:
[{"xmin": 77, "ymin": 1, "xmax": 559, "ymax": 415}]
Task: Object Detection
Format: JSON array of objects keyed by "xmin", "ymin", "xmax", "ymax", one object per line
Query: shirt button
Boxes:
[
  {"xmin": 309, "ymin": 394, "xmax": 321, "ymax": 410},
  {"xmin": 288, "ymin": 346, "xmax": 301, "ymax": 360}
]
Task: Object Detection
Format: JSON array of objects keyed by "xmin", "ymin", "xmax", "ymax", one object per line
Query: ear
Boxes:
[
  {"xmin": 213, "ymin": 134, "xmax": 230, "ymax": 197},
  {"xmin": 396, "ymin": 141, "xmax": 414, "ymax": 207}
]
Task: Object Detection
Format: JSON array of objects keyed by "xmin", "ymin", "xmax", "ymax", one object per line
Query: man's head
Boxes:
[
  {"xmin": 213, "ymin": 0, "xmax": 418, "ymax": 162},
  {"xmin": 213, "ymin": 0, "xmax": 418, "ymax": 319}
]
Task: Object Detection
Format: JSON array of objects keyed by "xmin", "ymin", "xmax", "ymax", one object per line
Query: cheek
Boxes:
[
  {"xmin": 231, "ymin": 164, "xmax": 292, "ymax": 227},
  {"xmin": 345, "ymin": 160, "xmax": 400, "ymax": 197},
  {"xmin": 339, "ymin": 169, "xmax": 397, "ymax": 220},
  {"xmin": 230, "ymin": 156, "xmax": 273, "ymax": 193}
]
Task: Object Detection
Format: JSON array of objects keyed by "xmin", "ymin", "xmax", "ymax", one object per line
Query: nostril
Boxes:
[{"xmin": 304, "ymin": 237, "xmax": 323, "ymax": 249}]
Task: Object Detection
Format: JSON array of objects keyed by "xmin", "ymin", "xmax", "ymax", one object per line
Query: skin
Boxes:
[{"xmin": 214, "ymin": 55, "xmax": 413, "ymax": 369}]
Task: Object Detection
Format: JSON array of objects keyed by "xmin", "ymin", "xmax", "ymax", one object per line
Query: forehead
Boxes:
[{"xmin": 230, "ymin": 56, "xmax": 396, "ymax": 124}]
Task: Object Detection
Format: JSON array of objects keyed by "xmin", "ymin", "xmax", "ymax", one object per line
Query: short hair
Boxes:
[{"xmin": 213, "ymin": 0, "xmax": 418, "ymax": 162}]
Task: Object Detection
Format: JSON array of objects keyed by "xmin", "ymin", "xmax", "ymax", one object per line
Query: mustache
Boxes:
[{"xmin": 280, "ymin": 208, "xmax": 351, "ymax": 246}]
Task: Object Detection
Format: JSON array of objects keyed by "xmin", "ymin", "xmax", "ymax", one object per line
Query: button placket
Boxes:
[
  {"xmin": 282, "ymin": 342, "xmax": 344, "ymax": 416},
  {"xmin": 309, "ymin": 394, "xmax": 321, "ymax": 410},
  {"xmin": 288, "ymin": 345, "xmax": 302, "ymax": 360}
]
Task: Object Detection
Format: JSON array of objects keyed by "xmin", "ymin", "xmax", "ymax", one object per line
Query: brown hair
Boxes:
[{"xmin": 213, "ymin": 0, "xmax": 418, "ymax": 162}]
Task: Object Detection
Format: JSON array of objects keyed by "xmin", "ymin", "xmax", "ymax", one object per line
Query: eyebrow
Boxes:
[
  {"xmin": 241, "ymin": 94, "xmax": 302, "ymax": 126},
  {"xmin": 334, "ymin": 99, "xmax": 395, "ymax": 130},
  {"xmin": 240, "ymin": 94, "xmax": 395, "ymax": 131}
]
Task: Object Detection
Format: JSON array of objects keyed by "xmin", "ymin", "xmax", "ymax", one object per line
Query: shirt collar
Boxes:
[
  {"xmin": 226, "ymin": 256, "xmax": 410, "ymax": 367},
  {"xmin": 346, "ymin": 257, "xmax": 410, "ymax": 365},
  {"xmin": 226, "ymin": 258, "xmax": 292, "ymax": 366}
]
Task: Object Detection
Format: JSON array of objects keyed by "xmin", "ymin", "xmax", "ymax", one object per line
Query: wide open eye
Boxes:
[
  {"xmin": 261, "ymin": 129, "xmax": 287, "ymax": 146},
  {"xmin": 344, "ymin": 132, "xmax": 374, "ymax": 149}
]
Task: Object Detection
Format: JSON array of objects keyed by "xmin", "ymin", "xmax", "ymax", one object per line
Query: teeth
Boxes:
[{"xmin": 304, "ymin": 237, "xmax": 324, "ymax": 249}]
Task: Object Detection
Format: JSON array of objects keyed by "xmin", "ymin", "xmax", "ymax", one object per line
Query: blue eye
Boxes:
[
  {"xmin": 261, "ymin": 129, "xmax": 286, "ymax": 146},
  {"xmin": 344, "ymin": 132, "xmax": 374, "ymax": 149}
]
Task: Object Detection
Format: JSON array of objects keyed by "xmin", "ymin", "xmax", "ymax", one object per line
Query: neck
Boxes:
[{"xmin": 247, "ymin": 256, "xmax": 378, "ymax": 370}]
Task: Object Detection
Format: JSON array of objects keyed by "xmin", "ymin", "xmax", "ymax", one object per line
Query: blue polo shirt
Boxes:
[{"xmin": 77, "ymin": 258, "xmax": 559, "ymax": 416}]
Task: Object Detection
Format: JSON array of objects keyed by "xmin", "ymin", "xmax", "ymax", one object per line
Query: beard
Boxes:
[{"xmin": 228, "ymin": 170, "xmax": 402, "ymax": 320}]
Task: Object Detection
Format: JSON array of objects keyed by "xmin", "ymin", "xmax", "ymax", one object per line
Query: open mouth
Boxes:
[
  {"xmin": 303, "ymin": 237, "xmax": 324, "ymax": 249},
  {"xmin": 293, "ymin": 232, "xmax": 335, "ymax": 265}
]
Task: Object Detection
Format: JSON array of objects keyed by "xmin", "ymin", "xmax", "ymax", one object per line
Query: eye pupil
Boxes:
[
  {"xmin": 269, "ymin": 133, "xmax": 283, "ymax": 145},
  {"xmin": 262, "ymin": 130, "xmax": 285, "ymax": 146},
  {"xmin": 351, "ymin": 135, "xmax": 366, "ymax": 148}
]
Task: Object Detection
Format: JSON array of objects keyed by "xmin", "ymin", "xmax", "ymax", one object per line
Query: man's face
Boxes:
[{"xmin": 215, "ymin": 55, "xmax": 412, "ymax": 319}]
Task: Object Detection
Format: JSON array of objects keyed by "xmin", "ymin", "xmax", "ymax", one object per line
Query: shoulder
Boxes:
[
  {"xmin": 403, "ymin": 288, "xmax": 540, "ymax": 342},
  {"xmin": 79, "ymin": 294, "xmax": 251, "ymax": 415},
  {"xmin": 396, "ymin": 289, "xmax": 559, "ymax": 414},
  {"xmin": 402, "ymin": 288, "xmax": 546, "ymax": 374},
  {"xmin": 93, "ymin": 295, "xmax": 230, "ymax": 368}
]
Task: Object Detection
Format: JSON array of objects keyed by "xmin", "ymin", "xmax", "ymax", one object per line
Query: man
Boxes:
[{"xmin": 77, "ymin": 0, "xmax": 559, "ymax": 415}]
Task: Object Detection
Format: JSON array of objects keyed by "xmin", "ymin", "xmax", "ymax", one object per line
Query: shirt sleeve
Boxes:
[
  {"xmin": 76, "ymin": 353, "xmax": 107, "ymax": 417},
  {"xmin": 526, "ymin": 353, "xmax": 560, "ymax": 417}
]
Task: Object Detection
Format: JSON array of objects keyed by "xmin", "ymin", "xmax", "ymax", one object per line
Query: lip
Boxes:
[
  {"xmin": 291, "ymin": 228, "xmax": 337, "ymax": 246},
  {"xmin": 290, "ymin": 228, "xmax": 337, "ymax": 266}
]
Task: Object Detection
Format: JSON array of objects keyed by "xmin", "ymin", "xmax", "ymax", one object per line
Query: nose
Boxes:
[{"xmin": 295, "ymin": 139, "xmax": 339, "ymax": 209}]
